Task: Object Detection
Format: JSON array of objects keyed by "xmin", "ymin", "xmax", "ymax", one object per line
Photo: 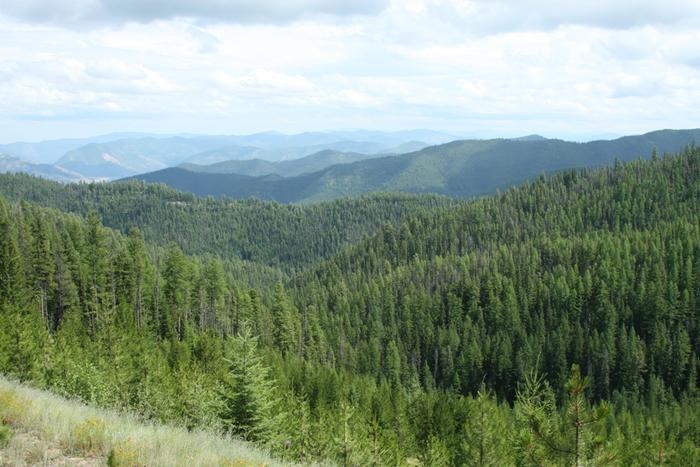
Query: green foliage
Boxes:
[
  {"xmin": 516, "ymin": 365, "xmax": 614, "ymax": 466},
  {"xmin": 462, "ymin": 387, "xmax": 513, "ymax": 466},
  {"xmin": 70, "ymin": 417, "xmax": 106, "ymax": 455},
  {"xmin": 130, "ymin": 128, "xmax": 700, "ymax": 203},
  {"xmin": 0, "ymin": 148, "xmax": 699, "ymax": 464},
  {"xmin": 0, "ymin": 173, "xmax": 453, "ymax": 271},
  {"xmin": 220, "ymin": 327, "xmax": 282, "ymax": 443},
  {"xmin": 182, "ymin": 149, "xmax": 379, "ymax": 177},
  {"xmin": 0, "ymin": 424, "xmax": 13, "ymax": 448}
]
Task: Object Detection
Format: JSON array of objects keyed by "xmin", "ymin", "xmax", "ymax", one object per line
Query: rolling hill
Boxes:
[
  {"xmin": 0, "ymin": 154, "xmax": 83, "ymax": 182},
  {"xmin": 54, "ymin": 136, "xmax": 239, "ymax": 179},
  {"xmin": 0, "ymin": 130, "xmax": 447, "ymax": 181},
  {"xmin": 2, "ymin": 148, "xmax": 699, "ymax": 466},
  {"xmin": 181, "ymin": 149, "xmax": 390, "ymax": 177},
  {"xmin": 180, "ymin": 140, "xmax": 431, "ymax": 166},
  {"xmin": 0, "ymin": 172, "xmax": 454, "ymax": 269},
  {"xmin": 0, "ymin": 132, "xmax": 151, "ymax": 164},
  {"xmin": 129, "ymin": 128, "xmax": 700, "ymax": 203}
]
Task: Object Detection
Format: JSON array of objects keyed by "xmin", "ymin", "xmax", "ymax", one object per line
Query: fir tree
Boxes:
[{"xmin": 220, "ymin": 325, "xmax": 282, "ymax": 443}]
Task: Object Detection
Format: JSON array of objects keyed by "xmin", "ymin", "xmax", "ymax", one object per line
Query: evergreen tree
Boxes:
[
  {"xmin": 127, "ymin": 228, "xmax": 148, "ymax": 330},
  {"xmin": 162, "ymin": 243, "xmax": 190, "ymax": 339},
  {"xmin": 220, "ymin": 326, "xmax": 282, "ymax": 443},
  {"xmin": 516, "ymin": 365, "xmax": 612, "ymax": 466},
  {"xmin": 0, "ymin": 198, "xmax": 23, "ymax": 304},
  {"xmin": 462, "ymin": 386, "xmax": 512, "ymax": 466}
]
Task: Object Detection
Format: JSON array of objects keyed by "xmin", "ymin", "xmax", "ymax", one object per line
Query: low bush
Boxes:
[
  {"xmin": 0, "ymin": 389, "xmax": 31, "ymax": 425},
  {"xmin": 0, "ymin": 424, "xmax": 14, "ymax": 448},
  {"xmin": 107, "ymin": 438, "xmax": 143, "ymax": 466},
  {"xmin": 69, "ymin": 417, "xmax": 106, "ymax": 455}
]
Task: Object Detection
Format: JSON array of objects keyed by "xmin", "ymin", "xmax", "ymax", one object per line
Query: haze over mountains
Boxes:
[
  {"xmin": 130, "ymin": 128, "xmax": 700, "ymax": 203},
  {"xmin": 0, "ymin": 130, "xmax": 453, "ymax": 181},
  {"xmin": 2, "ymin": 128, "xmax": 698, "ymax": 205},
  {"xmin": 0, "ymin": 153, "xmax": 85, "ymax": 183},
  {"xmin": 180, "ymin": 149, "xmax": 391, "ymax": 177}
]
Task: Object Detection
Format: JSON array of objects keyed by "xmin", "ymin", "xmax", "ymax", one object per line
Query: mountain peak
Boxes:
[{"xmin": 511, "ymin": 134, "xmax": 547, "ymax": 141}]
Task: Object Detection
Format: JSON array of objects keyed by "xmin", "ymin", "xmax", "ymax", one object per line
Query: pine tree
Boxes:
[
  {"xmin": 84, "ymin": 210, "xmax": 110, "ymax": 333},
  {"xmin": 515, "ymin": 364, "xmax": 612, "ymax": 466},
  {"xmin": 419, "ymin": 435, "xmax": 450, "ymax": 467},
  {"xmin": 127, "ymin": 228, "xmax": 147, "ymax": 330},
  {"xmin": 220, "ymin": 325, "xmax": 282, "ymax": 443},
  {"xmin": 271, "ymin": 282, "xmax": 299, "ymax": 355},
  {"xmin": 280, "ymin": 392, "xmax": 316, "ymax": 462},
  {"xmin": 462, "ymin": 386, "xmax": 512, "ymax": 466},
  {"xmin": 0, "ymin": 198, "xmax": 23, "ymax": 304},
  {"xmin": 333, "ymin": 401, "xmax": 359, "ymax": 467},
  {"xmin": 28, "ymin": 211, "xmax": 55, "ymax": 330},
  {"xmin": 162, "ymin": 243, "xmax": 190, "ymax": 339},
  {"xmin": 204, "ymin": 258, "xmax": 226, "ymax": 333}
]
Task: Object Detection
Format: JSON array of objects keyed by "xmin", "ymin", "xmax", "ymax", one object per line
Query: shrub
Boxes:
[
  {"xmin": 107, "ymin": 439, "xmax": 143, "ymax": 466},
  {"xmin": 0, "ymin": 389, "xmax": 31, "ymax": 425},
  {"xmin": 0, "ymin": 424, "xmax": 14, "ymax": 448},
  {"xmin": 69, "ymin": 417, "xmax": 106, "ymax": 455},
  {"xmin": 218, "ymin": 457, "xmax": 262, "ymax": 467}
]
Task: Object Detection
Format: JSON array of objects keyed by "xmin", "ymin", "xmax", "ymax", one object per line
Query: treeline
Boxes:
[{"xmin": 0, "ymin": 149, "xmax": 699, "ymax": 464}]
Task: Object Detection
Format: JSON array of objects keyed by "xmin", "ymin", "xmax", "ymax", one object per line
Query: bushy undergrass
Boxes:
[
  {"xmin": 0, "ymin": 425, "xmax": 13, "ymax": 448},
  {"xmin": 0, "ymin": 376, "xmax": 288, "ymax": 466}
]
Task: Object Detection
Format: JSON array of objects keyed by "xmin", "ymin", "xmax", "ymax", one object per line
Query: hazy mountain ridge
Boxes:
[
  {"xmin": 129, "ymin": 128, "xmax": 700, "ymax": 203},
  {"xmin": 180, "ymin": 149, "xmax": 392, "ymax": 177},
  {"xmin": 0, "ymin": 132, "xmax": 152, "ymax": 164},
  {"xmin": 0, "ymin": 130, "xmax": 450, "ymax": 181},
  {"xmin": 0, "ymin": 153, "xmax": 84, "ymax": 182},
  {"xmin": 55, "ymin": 136, "xmax": 232, "ymax": 179}
]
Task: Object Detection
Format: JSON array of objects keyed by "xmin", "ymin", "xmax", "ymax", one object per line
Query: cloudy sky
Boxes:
[{"xmin": 1, "ymin": 0, "xmax": 700, "ymax": 142}]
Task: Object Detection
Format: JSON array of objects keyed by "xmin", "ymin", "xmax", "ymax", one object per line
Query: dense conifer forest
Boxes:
[
  {"xmin": 1, "ymin": 148, "xmax": 699, "ymax": 465},
  {"xmin": 0, "ymin": 173, "xmax": 454, "ymax": 271}
]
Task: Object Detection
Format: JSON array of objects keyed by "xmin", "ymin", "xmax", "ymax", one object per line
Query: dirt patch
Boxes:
[{"xmin": 0, "ymin": 428, "xmax": 103, "ymax": 466}]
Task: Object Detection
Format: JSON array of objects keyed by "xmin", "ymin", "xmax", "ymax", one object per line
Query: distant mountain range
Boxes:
[
  {"xmin": 0, "ymin": 130, "xmax": 454, "ymax": 181},
  {"xmin": 0, "ymin": 132, "xmax": 152, "ymax": 164},
  {"xmin": 129, "ymin": 129, "xmax": 700, "ymax": 203},
  {"xmin": 180, "ymin": 149, "xmax": 393, "ymax": 177},
  {"xmin": 0, "ymin": 154, "xmax": 83, "ymax": 182},
  {"xmin": 182, "ymin": 140, "xmax": 430, "ymax": 166}
]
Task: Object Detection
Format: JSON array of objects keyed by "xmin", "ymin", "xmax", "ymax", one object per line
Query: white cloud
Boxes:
[
  {"xmin": 0, "ymin": 0, "xmax": 389, "ymax": 26},
  {"xmin": 419, "ymin": 0, "xmax": 700, "ymax": 34},
  {"xmin": 215, "ymin": 70, "xmax": 316, "ymax": 93},
  {"xmin": 0, "ymin": 1, "xmax": 699, "ymax": 141}
]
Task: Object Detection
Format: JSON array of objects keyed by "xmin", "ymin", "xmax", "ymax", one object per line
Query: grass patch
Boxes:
[
  {"xmin": 0, "ymin": 425, "xmax": 14, "ymax": 448},
  {"xmin": 107, "ymin": 438, "xmax": 143, "ymax": 466},
  {"xmin": 0, "ymin": 387, "xmax": 32, "ymax": 426},
  {"xmin": 70, "ymin": 417, "xmax": 107, "ymax": 455},
  {"xmin": 0, "ymin": 375, "xmax": 290, "ymax": 466}
]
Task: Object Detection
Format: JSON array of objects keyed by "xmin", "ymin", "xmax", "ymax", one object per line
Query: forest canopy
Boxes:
[{"xmin": 0, "ymin": 147, "xmax": 699, "ymax": 465}]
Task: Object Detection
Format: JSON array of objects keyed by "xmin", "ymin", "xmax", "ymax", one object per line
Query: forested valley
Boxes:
[{"xmin": 1, "ymin": 148, "xmax": 700, "ymax": 465}]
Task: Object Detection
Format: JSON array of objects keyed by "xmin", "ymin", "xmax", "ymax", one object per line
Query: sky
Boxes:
[{"xmin": 1, "ymin": 0, "xmax": 700, "ymax": 143}]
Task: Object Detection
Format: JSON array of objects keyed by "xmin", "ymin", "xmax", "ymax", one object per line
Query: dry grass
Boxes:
[{"xmin": 0, "ymin": 376, "xmax": 290, "ymax": 466}]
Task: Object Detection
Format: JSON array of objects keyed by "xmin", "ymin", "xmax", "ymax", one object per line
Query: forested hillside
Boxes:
[
  {"xmin": 0, "ymin": 173, "xmax": 454, "ymax": 270},
  {"xmin": 180, "ymin": 149, "xmax": 386, "ymax": 177},
  {"xmin": 0, "ymin": 130, "xmax": 449, "ymax": 182},
  {"xmin": 1, "ymin": 148, "xmax": 699, "ymax": 465},
  {"xmin": 130, "ymin": 128, "xmax": 700, "ymax": 203}
]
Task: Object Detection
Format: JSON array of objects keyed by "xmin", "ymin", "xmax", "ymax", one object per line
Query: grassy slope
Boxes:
[{"xmin": 0, "ymin": 376, "xmax": 289, "ymax": 467}]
